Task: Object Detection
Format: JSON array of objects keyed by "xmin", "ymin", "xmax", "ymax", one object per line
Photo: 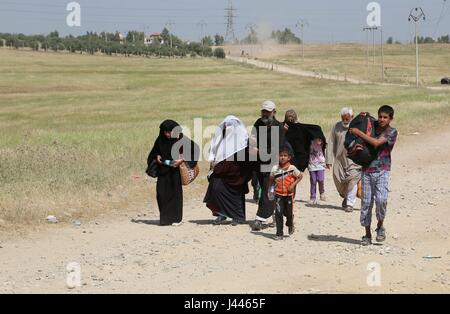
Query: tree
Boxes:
[
  {"xmin": 438, "ymin": 35, "xmax": 449, "ymax": 43},
  {"xmin": 386, "ymin": 37, "xmax": 394, "ymax": 44},
  {"xmin": 214, "ymin": 47, "xmax": 226, "ymax": 59},
  {"xmin": 214, "ymin": 34, "xmax": 224, "ymax": 46},
  {"xmin": 161, "ymin": 28, "xmax": 171, "ymax": 46},
  {"xmin": 242, "ymin": 27, "xmax": 258, "ymax": 45},
  {"xmin": 201, "ymin": 36, "xmax": 214, "ymax": 47},
  {"xmin": 126, "ymin": 31, "xmax": 144, "ymax": 43},
  {"xmin": 271, "ymin": 28, "xmax": 301, "ymax": 44},
  {"xmin": 49, "ymin": 30, "xmax": 59, "ymax": 39}
]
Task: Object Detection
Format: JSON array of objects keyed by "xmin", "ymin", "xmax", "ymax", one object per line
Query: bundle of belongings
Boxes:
[
  {"xmin": 286, "ymin": 123, "xmax": 327, "ymax": 172},
  {"xmin": 344, "ymin": 112, "xmax": 377, "ymax": 167}
]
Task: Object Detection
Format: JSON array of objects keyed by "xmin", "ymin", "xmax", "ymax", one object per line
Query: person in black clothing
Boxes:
[
  {"xmin": 251, "ymin": 100, "xmax": 287, "ymax": 231},
  {"xmin": 283, "ymin": 109, "xmax": 328, "ymax": 199},
  {"xmin": 147, "ymin": 120, "xmax": 199, "ymax": 226},
  {"xmin": 283, "ymin": 110, "xmax": 311, "ymax": 173},
  {"xmin": 284, "ymin": 110, "xmax": 328, "ymax": 172}
]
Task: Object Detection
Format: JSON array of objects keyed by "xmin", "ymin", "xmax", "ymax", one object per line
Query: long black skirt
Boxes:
[
  {"xmin": 204, "ymin": 177, "xmax": 246, "ymax": 222},
  {"xmin": 156, "ymin": 170, "xmax": 183, "ymax": 226},
  {"xmin": 255, "ymin": 172, "xmax": 275, "ymax": 219}
]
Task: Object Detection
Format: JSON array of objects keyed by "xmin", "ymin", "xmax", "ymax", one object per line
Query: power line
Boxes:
[
  {"xmin": 296, "ymin": 19, "xmax": 309, "ymax": 62},
  {"xmin": 245, "ymin": 23, "xmax": 256, "ymax": 57},
  {"xmin": 0, "ymin": 8, "xmax": 226, "ymax": 19},
  {"xmin": 408, "ymin": 7, "xmax": 426, "ymax": 88},
  {"xmin": 197, "ymin": 20, "xmax": 207, "ymax": 56},
  {"xmin": 165, "ymin": 20, "xmax": 175, "ymax": 49},
  {"xmin": 363, "ymin": 26, "xmax": 377, "ymax": 67},
  {"xmin": 224, "ymin": 0, "xmax": 237, "ymax": 43},
  {"xmin": 433, "ymin": 0, "xmax": 448, "ymax": 37},
  {"xmin": 0, "ymin": 1, "xmax": 223, "ymax": 12}
]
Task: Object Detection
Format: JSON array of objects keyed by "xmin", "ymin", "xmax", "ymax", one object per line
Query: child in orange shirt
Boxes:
[{"xmin": 268, "ymin": 146, "xmax": 303, "ymax": 240}]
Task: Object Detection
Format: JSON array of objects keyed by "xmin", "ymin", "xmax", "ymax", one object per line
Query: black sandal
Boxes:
[{"xmin": 361, "ymin": 236, "xmax": 372, "ymax": 246}]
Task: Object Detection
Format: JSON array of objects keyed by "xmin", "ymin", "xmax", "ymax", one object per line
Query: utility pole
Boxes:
[
  {"xmin": 224, "ymin": 0, "xmax": 237, "ymax": 43},
  {"xmin": 142, "ymin": 25, "xmax": 150, "ymax": 44},
  {"xmin": 380, "ymin": 27, "xmax": 384, "ymax": 81},
  {"xmin": 165, "ymin": 20, "xmax": 174, "ymax": 57},
  {"xmin": 197, "ymin": 20, "xmax": 207, "ymax": 57},
  {"xmin": 363, "ymin": 26, "xmax": 378, "ymax": 79},
  {"xmin": 246, "ymin": 23, "xmax": 256, "ymax": 57},
  {"xmin": 364, "ymin": 28, "xmax": 369, "ymax": 75},
  {"xmin": 409, "ymin": 7, "xmax": 426, "ymax": 88},
  {"xmin": 296, "ymin": 19, "xmax": 309, "ymax": 62},
  {"xmin": 372, "ymin": 27, "xmax": 376, "ymax": 65}
]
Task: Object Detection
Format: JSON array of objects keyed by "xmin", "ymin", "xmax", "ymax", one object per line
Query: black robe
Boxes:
[
  {"xmin": 147, "ymin": 120, "xmax": 198, "ymax": 226},
  {"xmin": 253, "ymin": 118, "xmax": 287, "ymax": 219},
  {"xmin": 204, "ymin": 150, "xmax": 256, "ymax": 222},
  {"xmin": 285, "ymin": 122, "xmax": 327, "ymax": 172}
]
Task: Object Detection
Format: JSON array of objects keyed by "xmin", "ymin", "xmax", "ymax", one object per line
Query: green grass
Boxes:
[{"xmin": 0, "ymin": 48, "xmax": 449, "ymax": 226}]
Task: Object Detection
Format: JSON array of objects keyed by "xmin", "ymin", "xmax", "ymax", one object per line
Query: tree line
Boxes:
[
  {"xmin": 386, "ymin": 35, "xmax": 450, "ymax": 44},
  {"xmin": 0, "ymin": 29, "xmax": 227, "ymax": 59}
]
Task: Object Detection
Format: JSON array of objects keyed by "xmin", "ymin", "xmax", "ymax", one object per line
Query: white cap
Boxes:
[{"xmin": 261, "ymin": 100, "xmax": 276, "ymax": 112}]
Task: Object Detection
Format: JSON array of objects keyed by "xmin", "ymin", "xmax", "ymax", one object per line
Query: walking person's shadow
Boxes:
[
  {"xmin": 307, "ymin": 234, "xmax": 381, "ymax": 245},
  {"xmin": 297, "ymin": 200, "xmax": 360, "ymax": 211},
  {"xmin": 189, "ymin": 219, "xmax": 253, "ymax": 226},
  {"xmin": 130, "ymin": 219, "xmax": 160, "ymax": 225},
  {"xmin": 250, "ymin": 231, "xmax": 290, "ymax": 240}
]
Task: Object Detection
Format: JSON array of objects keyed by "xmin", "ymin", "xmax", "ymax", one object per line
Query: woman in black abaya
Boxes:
[{"xmin": 147, "ymin": 120, "xmax": 198, "ymax": 226}]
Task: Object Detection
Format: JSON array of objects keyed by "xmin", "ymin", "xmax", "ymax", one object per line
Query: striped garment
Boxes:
[{"xmin": 360, "ymin": 170, "xmax": 390, "ymax": 227}]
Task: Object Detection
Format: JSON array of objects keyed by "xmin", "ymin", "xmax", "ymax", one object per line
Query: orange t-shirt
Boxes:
[{"xmin": 270, "ymin": 163, "xmax": 301, "ymax": 196}]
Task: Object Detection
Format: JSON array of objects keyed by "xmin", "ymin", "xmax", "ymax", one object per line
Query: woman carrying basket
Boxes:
[{"xmin": 147, "ymin": 120, "xmax": 199, "ymax": 226}]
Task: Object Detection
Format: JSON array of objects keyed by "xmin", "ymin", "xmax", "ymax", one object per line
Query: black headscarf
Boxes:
[
  {"xmin": 158, "ymin": 120, "xmax": 182, "ymax": 158},
  {"xmin": 147, "ymin": 120, "xmax": 198, "ymax": 176}
]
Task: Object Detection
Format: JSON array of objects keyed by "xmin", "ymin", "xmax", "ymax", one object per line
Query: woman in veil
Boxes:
[{"xmin": 204, "ymin": 116, "xmax": 256, "ymax": 225}]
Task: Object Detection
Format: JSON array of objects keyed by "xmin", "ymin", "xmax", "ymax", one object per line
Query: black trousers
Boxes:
[
  {"xmin": 275, "ymin": 195, "xmax": 294, "ymax": 236},
  {"xmin": 255, "ymin": 172, "xmax": 275, "ymax": 219}
]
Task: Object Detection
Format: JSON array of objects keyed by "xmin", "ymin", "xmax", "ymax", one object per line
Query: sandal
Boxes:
[
  {"xmin": 213, "ymin": 216, "xmax": 227, "ymax": 225},
  {"xmin": 361, "ymin": 236, "xmax": 372, "ymax": 246},
  {"xmin": 288, "ymin": 224, "xmax": 295, "ymax": 236},
  {"xmin": 375, "ymin": 227, "xmax": 386, "ymax": 242},
  {"xmin": 342, "ymin": 199, "xmax": 347, "ymax": 208},
  {"xmin": 252, "ymin": 220, "xmax": 263, "ymax": 231},
  {"xmin": 231, "ymin": 219, "xmax": 245, "ymax": 226},
  {"xmin": 344, "ymin": 206, "xmax": 354, "ymax": 213}
]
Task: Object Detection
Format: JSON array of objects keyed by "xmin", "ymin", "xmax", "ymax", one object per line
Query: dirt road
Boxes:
[
  {"xmin": 0, "ymin": 127, "xmax": 449, "ymax": 293},
  {"xmin": 226, "ymin": 55, "xmax": 450, "ymax": 91}
]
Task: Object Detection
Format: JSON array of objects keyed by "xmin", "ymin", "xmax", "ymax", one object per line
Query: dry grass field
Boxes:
[{"xmin": 0, "ymin": 47, "xmax": 449, "ymax": 229}]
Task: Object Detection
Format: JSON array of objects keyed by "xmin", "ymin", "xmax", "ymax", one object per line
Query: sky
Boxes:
[{"xmin": 0, "ymin": 0, "xmax": 449, "ymax": 43}]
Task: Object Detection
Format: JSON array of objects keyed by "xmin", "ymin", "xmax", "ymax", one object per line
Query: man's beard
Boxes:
[
  {"xmin": 261, "ymin": 117, "xmax": 274, "ymax": 125},
  {"xmin": 341, "ymin": 122, "xmax": 350, "ymax": 128}
]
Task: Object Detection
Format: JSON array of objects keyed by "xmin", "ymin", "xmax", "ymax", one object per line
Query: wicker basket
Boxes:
[{"xmin": 179, "ymin": 162, "xmax": 200, "ymax": 186}]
